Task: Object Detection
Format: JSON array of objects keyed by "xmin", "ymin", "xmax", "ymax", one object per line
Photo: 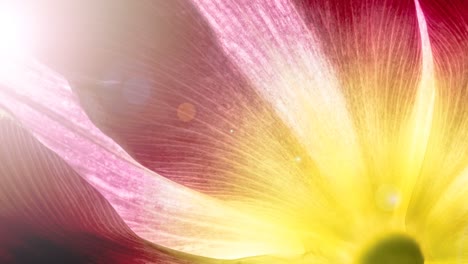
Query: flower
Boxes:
[{"xmin": 0, "ymin": 0, "xmax": 467, "ymax": 263}]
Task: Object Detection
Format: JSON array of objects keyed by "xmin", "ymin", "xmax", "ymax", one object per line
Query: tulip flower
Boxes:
[{"xmin": 0, "ymin": 0, "xmax": 467, "ymax": 263}]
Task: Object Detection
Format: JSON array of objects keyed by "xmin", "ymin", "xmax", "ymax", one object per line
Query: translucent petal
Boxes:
[
  {"xmin": 0, "ymin": 62, "xmax": 303, "ymax": 259},
  {"xmin": 0, "ymin": 119, "xmax": 209, "ymax": 263}
]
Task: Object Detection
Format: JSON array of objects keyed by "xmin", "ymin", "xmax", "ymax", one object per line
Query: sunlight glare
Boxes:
[{"xmin": 0, "ymin": 3, "xmax": 34, "ymax": 75}]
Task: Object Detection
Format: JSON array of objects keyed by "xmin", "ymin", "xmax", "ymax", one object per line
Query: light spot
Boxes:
[
  {"xmin": 98, "ymin": 66, "xmax": 123, "ymax": 93},
  {"xmin": 177, "ymin": 103, "xmax": 196, "ymax": 122},
  {"xmin": 0, "ymin": 109, "xmax": 11, "ymax": 119},
  {"xmin": 375, "ymin": 185, "xmax": 401, "ymax": 212},
  {"xmin": 295, "ymin": 156, "xmax": 302, "ymax": 163},
  {"xmin": 0, "ymin": 3, "xmax": 34, "ymax": 75},
  {"xmin": 121, "ymin": 77, "xmax": 152, "ymax": 105},
  {"xmin": 229, "ymin": 129, "xmax": 235, "ymax": 134},
  {"xmin": 99, "ymin": 80, "xmax": 121, "ymax": 86}
]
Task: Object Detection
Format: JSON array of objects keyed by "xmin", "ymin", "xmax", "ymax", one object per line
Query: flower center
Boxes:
[{"xmin": 359, "ymin": 234, "xmax": 424, "ymax": 264}]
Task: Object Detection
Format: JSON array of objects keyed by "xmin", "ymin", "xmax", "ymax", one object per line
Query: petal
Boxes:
[
  {"xmin": 408, "ymin": 0, "xmax": 468, "ymax": 258},
  {"xmin": 0, "ymin": 118, "xmax": 208, "ymax": 263},
  {"xmin": 393, "ymin": 0, "xmax": 436, "ymax": 221},
  {"xmin": 191, "ymin": 0, "xmax": 368, "ymax": 208},
  {"xmin": 0, "ymin": 61, "xmax": 304, "ymax": 259},
  {"xmin": 35, "ymin": 0, "xmax": 358, "ymax": 256},
  {"xmin": 294, "ymin": 0, "xmax": 425, "ymax": 177},
  {"xmin": 405, "ymin": 0, "xmax": 468, "ymax": 221},
  {"xmin": 185, "ymin": 0, "xmax": 394, "ymax": 229},
  {"xmin": 289, "ymin": 1, "xmax": 464, "ymax": 259},
  {"xmin": 296, "ymin": 0, "xmax": 443, "ymax": 219},
  {"xmin": 421, "ymin": 166, "xmax": 468, "ymax": 262},
  {"xmin": 289, "ymin": 0, "xmax": 438, "ymax": 240}
]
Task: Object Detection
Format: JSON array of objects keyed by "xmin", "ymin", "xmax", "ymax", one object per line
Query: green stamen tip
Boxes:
[{"xmin": 360, "ymin": 234, "xmax": 424, "ymax": 264}]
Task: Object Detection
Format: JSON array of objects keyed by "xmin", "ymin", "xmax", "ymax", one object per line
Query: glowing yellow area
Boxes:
[{"xmin": 203, "ymin": 0, "xmax": 466, "ymax": 262}]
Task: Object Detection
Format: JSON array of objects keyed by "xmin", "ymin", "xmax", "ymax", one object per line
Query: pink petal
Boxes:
[
  {"xmin": 0, "ymin": 61, "xmax": 304, "ymax": 259},
  {"xmin": 0, "ymin": 119, "xmax": 206, "ymax": 263},
  {"xmin": 190, "ymin": 0, "xmax": 371, "ymax": 212}
]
